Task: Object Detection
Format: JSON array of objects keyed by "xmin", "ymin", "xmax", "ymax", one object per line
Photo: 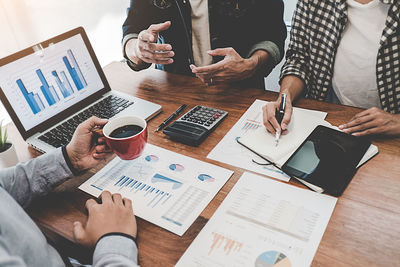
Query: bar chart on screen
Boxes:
[
  {"xmin": 79, "ymin": 144, "xmax": 233, "ymax": 236},
  {"xmin": 15, "ymin": 49, "xmax": 88, "ymax": 115}
]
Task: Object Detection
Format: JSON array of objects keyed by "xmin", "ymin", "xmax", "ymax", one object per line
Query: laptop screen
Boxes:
[{"xmin": 0, "ymin": 32, "xmax": 104, "ymax": 132}]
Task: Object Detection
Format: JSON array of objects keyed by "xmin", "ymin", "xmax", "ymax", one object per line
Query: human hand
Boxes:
[
  {"xmin": 66, "ymin": 116, "xmax": 112, "ymax": 172},
  {"xmin": 190, "ymin": 47, "xmax": 258, "ymax": 85},
  {"xmin": 339, "ymin": 107, "xmax": 400, "ymax": 136},
  {"xmin": 262, "ymin": 94, "xmax": 293, "ymax": 135},
  {"xmin": 73, "ymin": 191, "xmax": 137, "ymax": 248},
  {"xmin": 128, "ymin": 21, "xmax": 174, "ymax": 65}
]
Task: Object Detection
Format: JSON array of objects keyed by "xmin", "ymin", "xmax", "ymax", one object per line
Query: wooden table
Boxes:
[{"xmin": 8, "ymin": 62, "xmax": 400, "ymax": 266}]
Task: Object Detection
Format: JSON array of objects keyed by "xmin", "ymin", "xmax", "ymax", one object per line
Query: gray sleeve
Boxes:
[
  {"xmin": 0, "ymin": 148, "xmax": 73, "ymax": 208},
  {"xmin": 93, "ymin": 235, "xmax": 138, "ymax": 267},
  {"xmin": 0, "ymin": 237, "xmax": 28, "ymax": 266},
  {"xmin": 247, "ymin": 41, "xmax": 281, "ymax": 66},
  {"xmin": 122, "ymin": 33, "xmax": 152, "ymax": 71},
  {"xmin": 246, "ymin": 41, "xmax": 281, "ymax": 77}
]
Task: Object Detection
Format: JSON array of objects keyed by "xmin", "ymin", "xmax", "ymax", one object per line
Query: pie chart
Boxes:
[
  {"xmin": 198, "ymin": 174, "xmax": 215, "ymax": 182},
  {"xmin": 145, "ymin": 155, "xmax": 159, "ymax": 162},
  {"xmin": 169, "ymin": 163, "xmax": 185, "ymax": 171},
  {"xmin": 255, "ymin": 251, "xmax": 291, "ymax": 267}
]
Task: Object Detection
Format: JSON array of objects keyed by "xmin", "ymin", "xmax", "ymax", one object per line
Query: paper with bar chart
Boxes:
[
  {"xmin": 79, "ymin": 144, "xmax": 233, "ymax": 236},
  {"xmin": 176, "ymin": 172, "xmax": 337, "ymax": 267},
  {"xmin": 207, "ymin": 99, "xmax": 327, "ymax": 182},
  {"xmin": 0, "ymin": 34, "xmax": 104, "ymax": 131}
]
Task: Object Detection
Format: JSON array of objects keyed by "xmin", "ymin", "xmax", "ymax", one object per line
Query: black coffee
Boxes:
[{"xmin": 110, "ymin": 125, "xmax": 143, "ymax": 138}]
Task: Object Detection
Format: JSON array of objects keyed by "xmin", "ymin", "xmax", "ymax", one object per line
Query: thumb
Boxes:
[
  {"xmin": 149, "ymin": 21, "xmax": 171, "ymax": 33},
  {"xmin": 83, "ymin": 116, "xmax": 108, "ymax": 131},
  {"xmin": 207, "ymin": 48, "xmax": 232, "ymax": 57},
  {"xmin": 73, "ymin": 221, "xmax": 86, "ymax": 243}
]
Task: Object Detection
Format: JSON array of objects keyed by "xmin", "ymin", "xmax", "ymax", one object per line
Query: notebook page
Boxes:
[{"xmin": 238, "ymin": 108, "xmax": 331, "ymax": 167}]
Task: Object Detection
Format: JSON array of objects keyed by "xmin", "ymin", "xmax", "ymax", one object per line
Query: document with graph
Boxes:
[
  {"xmin": 79, "ymin": 144, "xmax": 233, "ymax": 236},
  {"xmin": 207, "ymin": 99, "xmax": 327, "ymax": 182},
  {"xmin": 176, "ymin": 172, "xmax": 337, "ymax": 267}
]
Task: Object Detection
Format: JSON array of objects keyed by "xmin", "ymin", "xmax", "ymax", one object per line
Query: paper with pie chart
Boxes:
[
  {"xmin": 176, "ymin": 172, "xmax": 336, "ymax": 267},
  {"xmin": 79, "ymin": 144, "xmax": 233, "ymax": 236}
]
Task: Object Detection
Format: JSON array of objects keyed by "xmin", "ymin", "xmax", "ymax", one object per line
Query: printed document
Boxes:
[
  {"xmin": 176, "ymin": 172, "xmax": 337, "ymax": 267},
  {"xmin": 79, "ymin": 144, "xmax": 233, "ymax": 236}
]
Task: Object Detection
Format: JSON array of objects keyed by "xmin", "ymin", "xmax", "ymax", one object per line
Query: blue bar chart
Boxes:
[
  {"xmin": 63, "ymin": 50, "xmax": 87, "ymax": 91},
  {"xmin": 110, "ymin": 175, "xmax": 172, "ymax": 208},
  {"xmin": 16, "ymin": 49, "xmax": 87, "ymax": 114},
  {"xmin": 17, "ymin": 79, "xmax": 45, "ymax": 114},
  {"xmin": 36, "ymin": 69, "xmax": 60, "ymax": 106}
]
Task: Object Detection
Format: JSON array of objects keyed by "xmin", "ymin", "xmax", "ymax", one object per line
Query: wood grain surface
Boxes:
[{"xmin": 7, "ymin": 62, "xmax": 400, "ymax": 266}]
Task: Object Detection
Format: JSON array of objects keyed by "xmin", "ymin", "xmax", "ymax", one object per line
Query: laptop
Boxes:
[{"xmin": 0, "ymin": 27, "xmax": 162, "ymax": 153}]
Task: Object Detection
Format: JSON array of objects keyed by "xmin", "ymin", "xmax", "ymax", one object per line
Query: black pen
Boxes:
[
  {"xmin": 275, "ymin": 93, "xmax": 287, "ymax": 146},
  {"xmin": 156, "ymin": 104, "xmax": 187, "ymax": 132}
]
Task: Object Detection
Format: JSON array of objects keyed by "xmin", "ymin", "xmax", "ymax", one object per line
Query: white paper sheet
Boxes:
[
  {"xmin": 207, "ymin": 100, "xmax": 327, "ymax": 181},
  {"xmin": 176, "ymin": 172, "xmax": 337, "ymax": 267},
  {"xmin": 79, "ymin": 144, "xmax": 233, "ymax": 236}
]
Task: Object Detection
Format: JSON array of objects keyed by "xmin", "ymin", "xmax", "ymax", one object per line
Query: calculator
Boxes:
[{"xmin": 163, "ymin": 105, "xmax": 228, "ymax": 146}]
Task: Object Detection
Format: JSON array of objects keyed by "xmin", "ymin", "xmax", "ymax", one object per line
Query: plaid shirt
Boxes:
[{"xmin": 281, "ymin": 0, "xmax": 400, "ymax": 113}]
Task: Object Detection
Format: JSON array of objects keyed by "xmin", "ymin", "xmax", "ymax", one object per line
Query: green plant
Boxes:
[{"xmin": 0, "ymin": 121, "xmax": 8, "ymax": 153}]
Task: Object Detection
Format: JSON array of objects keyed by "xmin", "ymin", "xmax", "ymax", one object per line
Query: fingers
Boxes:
[
  {"xmin": 94, "ymin": 144, "xmax": 111, "ymax": 154},
  {"xmin": 85, "ymin": 199, "xmax": 97, "ymax": 212},
  {"xmin": 112, "ymin": 193, "xmax": 123, "ymax": 206},
  {"xmin": 207, "ymin": 47, "xmax": 234, "ymax": 57},
  {"xmin": 262, "ymin": 103, "xmax": 280, "ymax": 134},
  {"xmin": 73, "ymin": 221, "xmax": 86, "ymax": 243},
  {"xmin": 191, "ymin": 61, "xmax": 225, "ymax": 75},
  {"xmin": 339, "ymin": 113, "xmax": 374, "ymax": 133},
  {"xmin": 138, "ymin": 31, "xmax": 157, "ymax": 43},
  {"xmin": 148, "ymin": 21, "xmax": 171, "ymax": 34},
  {"xmin": 139, "ymin": 50, "xmax": 174, "ymax": 64},
  {"xmin": 123, "ymin": 198, "xmax": 133, "ymax": 210},
  {"xmin": 140, "ymin": 42, "xmax": 172, "ymax": 53},
  {"xmin": 87, "ymin": 116, "xmax": 108, "ymax": 130},
  {"xmin": 100, "ymin": 191, "xmax": 113, "ymax": 204}
]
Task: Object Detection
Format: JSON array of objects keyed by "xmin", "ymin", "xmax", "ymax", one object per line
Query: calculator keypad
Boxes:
[{"xmin": 178, "ymin": 106, "xmax": 227, "ymax": 129}]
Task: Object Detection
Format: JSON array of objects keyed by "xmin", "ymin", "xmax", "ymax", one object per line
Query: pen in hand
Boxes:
[
  {"xmin": 156, "ymin": 104, "xmax": 187, "ymax": 132},
  {"xmin": 275, "ymin": 93, "xmax": 287, "ymax": 147}
]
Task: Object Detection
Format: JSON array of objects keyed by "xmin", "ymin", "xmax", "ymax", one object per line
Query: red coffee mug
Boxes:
[{"xmin": 102, "ymin": 116, "xmax": 148, "ymax": 160}]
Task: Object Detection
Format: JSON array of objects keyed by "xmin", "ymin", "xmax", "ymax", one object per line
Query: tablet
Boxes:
[{"xmin": 281, "ymin": 125, "xmax": 371, "ymax": 196}]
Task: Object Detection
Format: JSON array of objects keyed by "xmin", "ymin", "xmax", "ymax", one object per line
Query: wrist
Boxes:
[
  {"xmin": 126, "ymin": 39, "xmax": 145, "ymax": 65},
  {"xmin": 64, "ymin": 145, "xmax": 83, "ymax": 174},
  {"xmin": 243, "ymin": 57, "xmax": 258, "ymax": 78}
]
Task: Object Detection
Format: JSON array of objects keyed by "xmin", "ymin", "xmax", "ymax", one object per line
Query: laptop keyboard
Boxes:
[{"xmin": 38, "ymin": 95, "xmax": 133, "ymax": 148}]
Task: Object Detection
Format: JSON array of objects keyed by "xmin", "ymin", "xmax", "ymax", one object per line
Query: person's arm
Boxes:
[
  {"xmin": 279, "ymin": 0, "xmax": 311, "ymax": 88},
  {"xmin": 262, "ymin": 0, "xmax": 311, "ymax": 134},
  {"xmin": 0, "ymin": 148, "xmax": 73, "ymax": 208},
  {"xmin": 245, "ymin": 0, "xmax": 287, "ymax": 75},
  {"xmin": 0, "ymin": 238, "xmax": 28, "ymax": 266},
  {"xmin": 190, "ymin": 0, "xmax": 287, "ymax": 85},
  {"xmin": 0, "ymin": 117, "xmax": 111, "ymax": 208},
  {"xmin": 73, "ymin": 192, "xmax": 138, "ymax": 266}
]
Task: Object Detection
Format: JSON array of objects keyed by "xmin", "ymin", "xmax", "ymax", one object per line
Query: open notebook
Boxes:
[{"xmin": 238, "ymin": 107, "xmax": 378, "ymax": 169}]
